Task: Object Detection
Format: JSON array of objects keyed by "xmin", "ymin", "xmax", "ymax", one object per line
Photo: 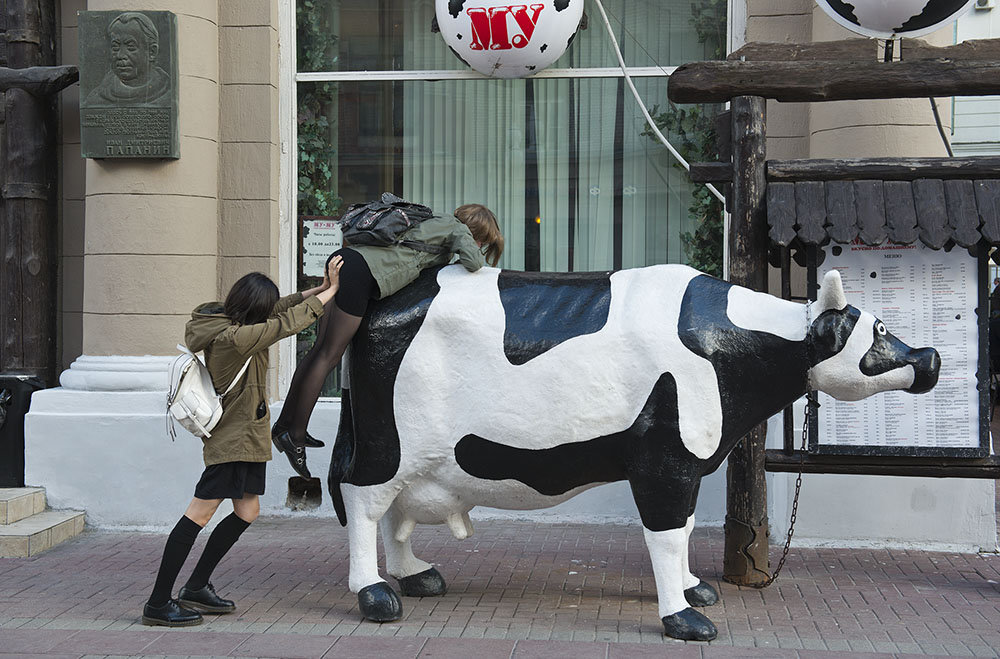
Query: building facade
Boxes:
[{"xmin": 24, "ymin": 0, "xmax": 998, "ymax": 550}]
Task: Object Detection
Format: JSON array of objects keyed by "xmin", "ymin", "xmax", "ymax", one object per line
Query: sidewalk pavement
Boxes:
[{"xmin": 2, "ymin": 516, "xmax": 1000, "ymax": 658}]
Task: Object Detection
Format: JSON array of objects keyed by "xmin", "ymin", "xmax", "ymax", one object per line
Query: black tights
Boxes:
[{"xmin": 275, "ymin": 300, "xmax": 363, "ymax": 439}]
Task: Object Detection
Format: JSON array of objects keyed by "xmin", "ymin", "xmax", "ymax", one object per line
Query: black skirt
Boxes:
[{"xmin": 194, "ymin": 461, "xmax": 266, "ymax": 500}]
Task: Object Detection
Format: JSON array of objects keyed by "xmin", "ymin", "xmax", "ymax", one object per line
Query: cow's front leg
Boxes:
[
  {"xmin": 380, "ymin": 501, "xmax": 447, "ymax": 597},
  {"xmin": 342, "ymin": 484, "xmax": 403, "ymax": 622}
]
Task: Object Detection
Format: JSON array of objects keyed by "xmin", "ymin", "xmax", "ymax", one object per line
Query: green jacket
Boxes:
[
  {"xmin": 184, "ymin": 293, "xmax": 325, "ymax": 467},
  {"xmin": 347, "ymin": 214, "xmax": 485, "ymax": 298}
]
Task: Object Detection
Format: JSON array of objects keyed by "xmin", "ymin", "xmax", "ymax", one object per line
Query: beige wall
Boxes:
[
  {"xmin": 59, "ymin": 1, "xmax": 86, "ymax": 372},
  {"xmin": 58, "ymin": 1, "xmax": 281, "ymax": 363}
]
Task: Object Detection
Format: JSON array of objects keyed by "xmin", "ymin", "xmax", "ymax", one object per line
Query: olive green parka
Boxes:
[
  {"xmin": 347, "ymin": 214, "xmax": 486, "ymax": 298},
  {"xmin": 184, "ymin": 293, "xmax": 325, "ymax": 467}
]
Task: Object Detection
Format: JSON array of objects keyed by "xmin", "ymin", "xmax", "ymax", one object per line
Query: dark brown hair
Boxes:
[
  {"xmin": 224, "ymin": 272, "xmax": 279, "ymax": 325},
  {"xmin": 455, "ymin": 203, "xmax": 504, "ymax": 267}
]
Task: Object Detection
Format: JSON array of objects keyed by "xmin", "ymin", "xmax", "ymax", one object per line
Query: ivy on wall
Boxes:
[
  {"xmin": 297, "ymin": 0, "xmax": 341, "ymax": 218},
  {"xmin": 645, "ymin": 0, "xmax": 726, "ymax": 277}
]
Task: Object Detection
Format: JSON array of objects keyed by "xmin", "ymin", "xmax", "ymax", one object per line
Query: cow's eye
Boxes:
[{"xmin": 875, "ymin": 321, "xmax": 887, "ymax": 336}]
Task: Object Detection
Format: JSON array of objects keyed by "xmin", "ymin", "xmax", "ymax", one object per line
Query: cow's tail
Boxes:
[{"xmin": 327, "ymin": 388, "xmax": 355, "ymax": 526}]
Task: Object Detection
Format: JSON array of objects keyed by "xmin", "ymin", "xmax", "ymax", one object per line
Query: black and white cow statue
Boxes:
[{"xmin": 327, "ymin": 263, "xmax": 940, "ymax": 641}]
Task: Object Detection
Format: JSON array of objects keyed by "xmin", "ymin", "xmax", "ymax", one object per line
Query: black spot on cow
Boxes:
[
  {"xmin": 331, "ymin": 267, "xmax": 443, "ymax": 492},
  {"xmin": 808, "ymin": 306, "xmax": 860, "ymax": 365},
  {"xmin": 539, "ymin": 43, "xmax": 548, "ymax": 53},
  {"xmin": 554, "ymin": 0, "xmax": 570, "ymax": 10},
  {"xmin": 448, "ymin": 0, "xmax": 466, "ymax": 19},
  {"xmin": 498, "ymin": 270, "xmax": 611, "ymax": 365},
  {"xmin": 678, "ymin": 275, "xmax": 809, "ymax": 457},
  {"xmin": 455, "ymin": 372, "xmax": 701, "ymax": 530},
  {"xmin": 526, "ymin": 65, "xmax": 536, "ymax": 71}
]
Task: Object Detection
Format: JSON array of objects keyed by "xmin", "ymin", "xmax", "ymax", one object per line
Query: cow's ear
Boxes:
[{"xmin": 814, "ymin": 269, "xmax": 847, "ymax": 314}]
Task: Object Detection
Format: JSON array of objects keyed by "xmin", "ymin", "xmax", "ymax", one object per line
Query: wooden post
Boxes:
[
  {"xmin": 723, "ymin": 95, "xmax": 771, "ymax": 586},
  {"xmin": 1, "ymin": 0, "xmax": 59, "ymax": 384}
]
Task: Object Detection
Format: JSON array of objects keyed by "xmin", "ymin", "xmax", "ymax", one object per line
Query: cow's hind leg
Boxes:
[
  {"xmin": 381, "ymin": 501, "xmax": 447, "ymax": 597},
  {"xmin": 342, "ymin": 484, "xmax": 403, "ymax": 622},
  {"xmin": 681, "ymin": 482, "xmax": 718, "ymax": 608}
]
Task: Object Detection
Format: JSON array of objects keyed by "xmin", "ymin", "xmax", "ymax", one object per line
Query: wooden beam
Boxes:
[
  {"xmin": 900, "ymin": 37, "xmax": 1000, "ymax": 62},
  {"xmin": 764, "ymin": 450, "xmax": 1000, "ymax": 479},
  {"xmin": 729, "ymin": 37, "xmax": 1000, "ymax": 63},
  {"xmin": 766, "ymin": 157, "xmax": 1000, "ymax": 182},
  {"xmin": 724, "ymin": 96, "xmax": 770, "ymax": 588},
  {"xmin": 668, "ymin": 59, "xmax": 1000, "ymax": 104},
  {"xmin": 689, "ymin": 162, "xmax": 731, "ymax": 183},
  {"xmin": 728, "ymin": 38, "xmax": 877, "ymax": 62},
  {"xmin": 0, "ymin": 65, "xmax": 78, "ymax": 95}
]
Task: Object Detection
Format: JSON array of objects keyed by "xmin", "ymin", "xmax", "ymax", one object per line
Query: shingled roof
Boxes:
[{"xmin": 766, "ymin": 179, "xmax": 1000, "ymax": 250}]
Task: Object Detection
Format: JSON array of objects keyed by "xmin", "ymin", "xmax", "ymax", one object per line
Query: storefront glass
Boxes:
[{"xmin": 295, "ymin": 0, "xmax": 723, "ymax": 392}]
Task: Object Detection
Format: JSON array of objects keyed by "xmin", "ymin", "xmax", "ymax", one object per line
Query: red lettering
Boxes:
[
  {"xmin": 510, "ymin": 4, "xmax": 544, "ymax": 48},
  {"xmin": 488, "ymin": 6, "xmax": 513, "ymax": 50},
  {"xmin": 467, "ymin": 8, "xmax": 490, "ymax": 50}
]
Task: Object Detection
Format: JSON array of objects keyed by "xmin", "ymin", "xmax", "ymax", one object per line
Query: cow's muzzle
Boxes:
[{"xmin": 905, "ymin": 347, "xmax": 940, "ymax": 394}]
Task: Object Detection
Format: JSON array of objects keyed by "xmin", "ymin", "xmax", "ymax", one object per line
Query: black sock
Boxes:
[
  {"xmin": 148, "ymin": 516, "xmax": 202, "ymax": 607},
  {"xmin": 183, "ymin": 512, "xmax": 252, "ymax": 590}
]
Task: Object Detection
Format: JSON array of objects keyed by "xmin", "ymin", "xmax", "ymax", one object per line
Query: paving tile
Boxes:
[
  {"xmin": 47, "ymin": 628, "xmax": 165, "ymax": 654},
  {"xmin": 139, "ymin": 630, "xmax": 252, "ymax": 655},
  {"xmin": 0, "ymin": 628, "xmax": 81, "ymax": 653},
  {"xmin": 417, "ymin": 637, "xmax": 517, "ymax": 658},
  {"xmin": 232, "ymin": 632, "xmax": 337, "ymax": 658},
  {"xmin": 511, "ymin": 639, "xmax": 609, "ymax": 658},
  {"xmin": 324, "ymin": 635, "xmax": 427, "ymax": 658}
]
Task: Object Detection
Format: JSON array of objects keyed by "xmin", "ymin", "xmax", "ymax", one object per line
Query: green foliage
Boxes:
[
  {"xmin": 296, "ymin": 2, "xmax": 342, "ymax": 395},
  {"xmin": 644, "ymin": 0, "xmax": 726, "ymax": 277},
  {"xmin": 297, "ymin": 1, "xmax": 342, "ymax": 217}
]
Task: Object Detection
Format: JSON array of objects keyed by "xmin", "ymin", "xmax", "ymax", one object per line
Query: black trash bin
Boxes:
[{"xmin": 0, "ymin": 375, "xmax": 46, "ymax": 487}]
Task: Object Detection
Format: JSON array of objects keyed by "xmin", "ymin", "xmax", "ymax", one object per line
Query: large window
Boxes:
[{"xmin": 294, "ymin": 0, "xmax": 722, "ymax": 391}]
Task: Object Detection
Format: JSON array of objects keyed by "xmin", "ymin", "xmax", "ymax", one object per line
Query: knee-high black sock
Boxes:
[
  {"xmin": 183, "ymin": 512, "xmax": 252, "ymax": 590},
  {"xmin": 148, "ymin": 516, "xmax": 202, "ymax": 607}
]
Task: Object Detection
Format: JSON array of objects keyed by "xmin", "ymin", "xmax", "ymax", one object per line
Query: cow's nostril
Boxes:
[{"xmin": 906, "ymin": 348, "xmax": 940, "ymax": 394}]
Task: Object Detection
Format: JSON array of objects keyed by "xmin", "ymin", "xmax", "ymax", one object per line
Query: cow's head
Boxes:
[{"xmin": 806, "ymin": 270, "xmax": 940, "ymax": 401}]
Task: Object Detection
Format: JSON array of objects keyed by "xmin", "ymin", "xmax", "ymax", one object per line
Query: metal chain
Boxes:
[{"xmin": 747, "ymin": 392, "xmax": 815, "ymax": 589}]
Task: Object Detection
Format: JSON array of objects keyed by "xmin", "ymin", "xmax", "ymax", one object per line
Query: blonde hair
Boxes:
[{"xmin": 455, "ymin": 204, "xmax": 504, "ymax": 266}]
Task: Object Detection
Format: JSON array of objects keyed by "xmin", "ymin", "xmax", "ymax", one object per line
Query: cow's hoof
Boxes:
[
  {"xmin": 357, "ymin": 582, "xmax": 403, "ymax": 622},
  {"xmin": 396, "ymin": 567, "xmax": 447, "ymax": 597},
  {"xmin": 661, "ymin": 607, "xmax": 717, "ymax": 641},
  {"xmin": 684, "ymin": 580, "xmax": 719, "ymax": 607}
]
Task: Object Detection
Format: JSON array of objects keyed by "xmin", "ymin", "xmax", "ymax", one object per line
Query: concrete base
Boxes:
[{"xmin": 23, "ymin": 388, "xmax": 997, "ymax": 552}]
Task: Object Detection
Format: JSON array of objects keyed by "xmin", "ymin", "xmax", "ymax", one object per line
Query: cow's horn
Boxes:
[{"xmin": 815, "ymin": 269, "xmax": 848, "ymax": 314}]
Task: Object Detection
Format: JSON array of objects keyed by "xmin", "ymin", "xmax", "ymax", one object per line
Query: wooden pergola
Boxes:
[{"xmin": 667, "ymin": 37, "xmax": 1000, "ymax": 587}]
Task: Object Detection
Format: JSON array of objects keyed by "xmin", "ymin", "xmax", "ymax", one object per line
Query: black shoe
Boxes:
[
  {"xmin": 272, "ymin": 429, "xmax": 311, "ymax": 478},
  {"xmin": 178, "ymin": 583, "xmax": 236, "ymax": 614},
  {"xmin": 272, "ymin": 421, "xmax": 325, "ymax": 448},
  {"xmin": 141, "ymin": 599, "xmax": 203, "ymax": 627}
]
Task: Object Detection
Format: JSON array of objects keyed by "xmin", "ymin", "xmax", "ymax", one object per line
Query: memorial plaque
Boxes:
[{"xmin": 78, "ymin": 10, "xmax": 179, "ymax": 159}]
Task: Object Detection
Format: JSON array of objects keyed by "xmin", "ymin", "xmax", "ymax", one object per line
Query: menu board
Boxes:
[
  {"xmin": 301, "ymin": 218, "xmax": 342, "ymax": 278},
  {"xmin": 814, "ymin": 242, "xmax": 984, "ymax": 455}
]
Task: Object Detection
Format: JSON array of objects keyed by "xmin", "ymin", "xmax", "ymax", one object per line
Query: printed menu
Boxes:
[{"xmin": 816, "ymin": 242, "xmax": 980, "ymax": 451}]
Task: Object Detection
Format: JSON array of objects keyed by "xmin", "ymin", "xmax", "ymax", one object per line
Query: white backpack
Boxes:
[{"xmin": 166, "ymin": 344, "xmax": 253, "ymax": 440}]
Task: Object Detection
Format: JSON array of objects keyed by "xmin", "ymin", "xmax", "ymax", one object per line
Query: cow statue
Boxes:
[{"xmin": 326, "ymin": 263, "xmax": 940, "ymax": 641}]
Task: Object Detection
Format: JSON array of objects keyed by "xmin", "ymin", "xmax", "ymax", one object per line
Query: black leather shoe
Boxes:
[
  {"xmin": 178, "ymin": 583, "xmax": 236, "ymax": 614},
  {"xmin": 272, "ymin": 422, "xmax": 325, "ymax": 448},
  {"xmin": 272, "ymin": 429, "xmax": 311, "ymax": 478},
  {"xmin": 141, "ymin": 599, "xmax": 203, "ymax": 627}
]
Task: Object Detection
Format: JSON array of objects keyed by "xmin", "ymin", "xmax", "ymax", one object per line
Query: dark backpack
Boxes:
[{"xmin": 340, "ymin": 192, "xmax": 448, "ymax": 254}]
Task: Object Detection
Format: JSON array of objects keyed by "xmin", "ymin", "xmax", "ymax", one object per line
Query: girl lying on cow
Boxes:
[
  {"xmin": 142, "ymin": 257, "xmax": 343, "ymax": 627},
  {"xmin": 271, "ymin": 203, "xmax": 505, "ymax": 478}
]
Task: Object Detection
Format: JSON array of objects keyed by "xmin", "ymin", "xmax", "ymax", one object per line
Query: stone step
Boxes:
[
  {"xmin": 0, "ymin": 510, "xmax": 86, "ymax": 557},
  {"xmin": 0, "ymin": 487, "xmax": 46, "ymax": 525}
]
